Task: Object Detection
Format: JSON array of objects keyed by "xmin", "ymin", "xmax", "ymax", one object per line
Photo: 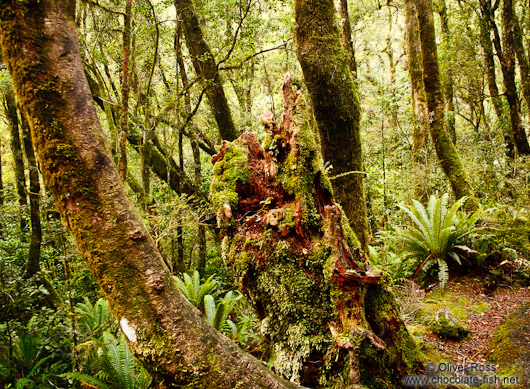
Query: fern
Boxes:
[
  {"xmin": 103, "ymin": 332, "xmax": 136, "ymax": 389},
  {"xmin": 204, "ymin": 292, "xmax": 242, "ymax": 333},
  {"xmin": 75, "ymin": 297, "xmax": 112, "ymax": 337},
  {"xmin": 395, "ymin": 193, "xmax": 484, "ymax": 287},
  {"xmin": 61, "ymin": 371, "xmax": 110, "ymax": 389},
  {"xmin": 174, "ymin": 271, "xmax": 218, "ymax": 309}
]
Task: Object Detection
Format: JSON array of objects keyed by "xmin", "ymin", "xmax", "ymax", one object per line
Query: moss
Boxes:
[
  {"xmin": 210, "ymin": 141, "xmax": 250, "ymax": 230},
  {"xmin": 487, "ymin": 302, "xmax": 530, "ymax": 384}
]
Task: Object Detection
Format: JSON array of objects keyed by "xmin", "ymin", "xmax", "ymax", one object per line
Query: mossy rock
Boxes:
[
  {"xmin": 487, "ymin": 302, "xmax": 530, "ymax": 385},
  {"xmin": 430, "ymin": 308, "xmax": 470, "ymax": 341}
]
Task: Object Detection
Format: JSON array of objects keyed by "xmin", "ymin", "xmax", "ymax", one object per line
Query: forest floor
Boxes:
[{"xmin": 403, "ymin": 276, "xmax": 530, "ymax": 387}]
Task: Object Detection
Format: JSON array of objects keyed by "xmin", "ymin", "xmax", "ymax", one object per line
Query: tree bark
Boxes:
[
  {"xmin": 414, "ymin": 0, "xmax": 479, "ymax": 210},
  {"xmin": 294, "ymin": 0, "xmax": 370, "ymax": 252},
  {"xmin": 405, "ymin": 0, "xmax": 430, "ymax": 201},
  {"xmin": 211, "ymin": 74, "xmax": 421, "ymax": 387},
  {"xmin": 0, "ymin": 1, "xmax": 298, "ymax": 387},
  {"xmin": 337, "ymin": 0, "xmax": 358, "ymax": 77},
  {"xmin": 174, "ymin": 0, "xmax": 239, "ymax": 141},
  {"xmin": 494, "ymin": 0, "xmax": 530, "ymax": 155}
]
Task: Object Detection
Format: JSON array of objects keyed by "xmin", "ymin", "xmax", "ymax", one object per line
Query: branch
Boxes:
[
  {"xmin": 220, "ymin": 41, "xmax": 291, "ymax": 70},
  {"xmin": 216, "ymin": 0, "xmax": 254, "ymax": 68}
]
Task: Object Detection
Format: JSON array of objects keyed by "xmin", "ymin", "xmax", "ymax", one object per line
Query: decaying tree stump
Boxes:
[{"xmin": 211, "ymin": 73, "xmax": 422, "ymax": 387}]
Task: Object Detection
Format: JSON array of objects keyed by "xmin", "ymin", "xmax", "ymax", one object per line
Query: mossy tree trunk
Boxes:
[
  {"xmin": 0, "ymin": 1, "xmax": 298, "ymax": 387},
  {"xmin": 478, "ymin": 0, "xmax": 514, "ymax": 157},
  {"xmin": 294, "ymin": 0, "xmax": 370, "ymax": 252},
  {"xmin": 3, "ymin": 86, "xmax": 27, "ymax": 230},
  {"xmin": 414, "ymin": 0, "xmax": 479, "ymax": 210},
  {"xmin": 494, "ymin": 0, "xmax": 530, "ymax": 155},
  {"xmin": 405, "ymin": 0, "xmax": 430, "ymax": 201},
  {"xmin": 174, "ymin": 0, "xmax": 239, "ymax": 141},
  {"xmin": 511, "ymin": 2, "xmax": 530, "ymax": 119},
  {"xmin": 211, "ymin": 74, "xmax": 421, "ymax": 387},
  {"xmin": 20, "ymin": 114, "xmax": 61, "ymax": 306},
  {"xmin": 437, "ymin": 0, "xmax": 456, "ymax": 144},
  {"xmin": 337, "ymin": 0, "xmax": 357, "ymax": 78},
  {"xmin": 118, "ymin": 0, "xmax": 132, "ymax": 182}
]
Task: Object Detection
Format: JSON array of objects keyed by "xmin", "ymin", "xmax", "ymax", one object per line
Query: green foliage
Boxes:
[
  {"xmin": 391, "ymin": 193, "xmax": 484, "ymax": 286},
  {"xmin": 174, "ymin": 271, "xmax": 219, "ymax": 310},
  {"xmin": 75, "ymin": 297, "xmax": 113, "ymax": 338},
  {"xmin": 204, "ymin": 291, "xmax": 242, "ymax": 333}
]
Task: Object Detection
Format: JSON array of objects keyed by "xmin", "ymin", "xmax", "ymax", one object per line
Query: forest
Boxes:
[{"xmin": 0, "ymin": 0, "xmax": 529, "ymax": 387}]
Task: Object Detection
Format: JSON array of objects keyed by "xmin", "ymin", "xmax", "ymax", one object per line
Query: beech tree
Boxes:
[{"xmin": 0, "ymin": 1, "xmax": 296, "ymax": 387}]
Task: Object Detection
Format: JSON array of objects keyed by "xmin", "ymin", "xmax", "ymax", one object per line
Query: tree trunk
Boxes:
[
  {"xmin": 414, "ymin": 0, "xmax": 479, "ymax": 210},
  {"xmin": 294, "ymin": 0, "xmax": 370, "ymax": 252},
  {"xmin": 3, "ymin": 87, "xmax": 27, "ymax": 229},
  {"xmin": 438, "ymin": 0, "xmax": 456, "ymax": 144},
  {"xmin": 174, "ymin": 0, "xmax": 239, "ymax": 141},
  {"xmin": 20, "ymin": 113, "xmax": 61, "ymax": 306},
  {"xmin": 337, "ymin": 0, "xmax": 358, "ymax": 77},
  {"xmin": 405, "ymin": 0, "xmax": 430, "ymax": 201},
  {"xmin": 0, "ymin": 137, "xmax": 3, "ymax": 207},
  {"xmin": 0, "ymin": 1, "xmax": 297, "ymax": 387},
  {"xmin": 211, "ymin": 74, "xmax": 421, "ymax": 387},
  {"xmin": 494, "ymin": 0, "xmax": 530, "ymax": 155},
  {"xmin": 511, "ymin": 3, "xmax": 530, "ymax": 114},
  {"xmin": 478, "ymin": 0, "xmax": 514, "ymax": 157},
  {"xmin": 118, "ymin": 0, "xmax": 132, "ymax": 181}
]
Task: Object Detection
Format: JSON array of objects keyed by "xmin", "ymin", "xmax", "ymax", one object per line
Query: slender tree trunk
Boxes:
[
  {"xmin": 493, "ymin": 0, "xmax": 530, "ymax": 155},
  {"xmin": 20, "ymin": 114, "xmax": 61, "ymax": 306},
  {"xmin": 3, "ymin": 88, "xmax": 27, "ymax": 230},
  {"xmin": 405, "ymin": 0, "xmax": 430, "ymax": 201},
  {"xmin": 478, "ymin": 0, "xmax": 514, "ymax": 157},
  {"xmin": 175, "ymin": 21, "xmax": 206, "ymax": 274},
  {"xmin": 174, "ymin": 0, "xmax": 239, "ymax": 141},
  {"xmin": 295, "ymin": 0, "xmax": 370, "ymax": 252},
  {"xmin": 0, "ymin": 137, "xmax": 3, "ymax": 207},
  {"xmin": 414, "ymin": 0, "xmax": 479, "ymax": 210},
  {"xmin": 0, "ymin": 2, "xmax": 298, "ymax": 387},
  {"xmin": 438, "ymin": 0, "xmax": 456, "ymax": 144},
  {"xmin": 119, "ymin": 0, "xmax": 132, "ymax": 181},
  {"xmin": 511, "ymin": 4, "xmax": 530, "ymax": 114},
  {"xmin": 337, "ymin": 0, "xmax": 358, "ymax": 77}
]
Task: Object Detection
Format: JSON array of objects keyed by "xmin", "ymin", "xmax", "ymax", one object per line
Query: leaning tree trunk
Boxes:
[
  {"xmin": 414, "ymin": 0, "xmax": 479, "ymax": 210},
  {"xmin": 294, "ymin": 0, "xmax": 370, "ymax": 252},
  {"xmin": 405, "ymin": 0, "xmax": 430, "ymax": 201},
  {"xmin": 211, "ymin": 74, "xmax": 421, "ymax": 387},
  {"xmin": 0, "ymin": 1, "xmax": 298, "ymax": 387}
]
